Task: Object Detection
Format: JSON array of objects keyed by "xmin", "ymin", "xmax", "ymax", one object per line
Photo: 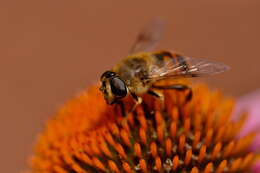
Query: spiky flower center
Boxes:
[{"xmin": 30, "ymin": 84, "xmax": 256, "ymax": 173}]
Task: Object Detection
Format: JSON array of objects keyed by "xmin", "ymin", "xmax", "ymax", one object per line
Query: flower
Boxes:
[
  {"xmin": 233, "ymin": 90, "xmax": 260, "ymax": 172},
  {"xmin": 30, "ymin": 80, "xmax": 259, "ymax": 172}
]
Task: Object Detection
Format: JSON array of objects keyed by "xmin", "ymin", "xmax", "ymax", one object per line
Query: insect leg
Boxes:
[
  {"xmin": 117, "ymin": 100, "xmax": 126, "ymax": 117},
  {"xmin": 120, "ymin": 94, "xmax": 142, "ymax": 126},
  {"xmin": 148, "ymin": 89, "xmax": 165, "ymax": 110},
  {"xmin": 152, "ymin": 84, "xmax": 193, "ymax": 102},
  {"xmin": 130, "ymin": 93, "xmax": 142, "ymax": 113}
]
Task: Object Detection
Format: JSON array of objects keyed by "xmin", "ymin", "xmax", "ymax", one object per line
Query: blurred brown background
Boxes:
[{"xmin": 0, "ymin": 0, "xmax": 259, "ymax": 172}]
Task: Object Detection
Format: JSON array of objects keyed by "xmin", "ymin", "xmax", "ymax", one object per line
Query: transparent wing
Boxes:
[
  {"xmin": 129, "ymin": 19, "xmax": 165, "ymax": 54},
  {"xmin": 148, "ymin": 56, "xmax": 230, "ymax": 81}
]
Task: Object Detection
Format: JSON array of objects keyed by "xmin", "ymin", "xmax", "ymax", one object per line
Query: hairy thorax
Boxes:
[{"xmin": 112, "ymin": 53, "xmax": 153, "ymax": 95}]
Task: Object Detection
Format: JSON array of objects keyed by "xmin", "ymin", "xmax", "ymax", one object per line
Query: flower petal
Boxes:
[
  {"xmin": 252, "ymin": 161, "xmax": 260, "ymax": 173},
  {"xmin": 233, "ymin": 90, "xmax": 260, "ymax": 136},
  {"xmin": 233, "ymin": 89, "xmax": 260, "ymax": 151}
]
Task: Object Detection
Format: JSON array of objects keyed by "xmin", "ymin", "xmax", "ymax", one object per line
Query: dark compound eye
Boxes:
[
  {"xmin": 101, "ymin": 71, "xmax": 116, "ymax": 79},
  {"xmin": 110, "ymin": 77, "xmax": 127, "ymax": 97}
]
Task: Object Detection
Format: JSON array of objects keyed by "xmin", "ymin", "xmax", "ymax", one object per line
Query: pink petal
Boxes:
[
  {"xmin": 252, "ymin": 161, "xmax": 260, "ymax": 173},
  {"xmin": 232, "ymin": 90, "xmax": 260, "ymax": 172},
  {"xmin": 232, "ymin": 89, "xmax": 260, "ymax": 151}
]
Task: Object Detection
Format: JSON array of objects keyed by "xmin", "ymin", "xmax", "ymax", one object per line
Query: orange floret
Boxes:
[{"xmin": 30, "ymin": 81, "xmax": 259, "ymax": 172}]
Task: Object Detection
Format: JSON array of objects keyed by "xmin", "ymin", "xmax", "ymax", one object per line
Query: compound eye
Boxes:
[
  {"xmin": 101, "ymin": 71, "xmax": 116, "ymax": 79},
  {"xmin": 110, "ymin": 77, "xmax": 127, "ymax": 97}
]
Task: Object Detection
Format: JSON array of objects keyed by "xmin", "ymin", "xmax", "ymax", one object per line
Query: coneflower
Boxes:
[{"xmin": 30, "ymin": 80, "xmax": 259, "ymax": 172}]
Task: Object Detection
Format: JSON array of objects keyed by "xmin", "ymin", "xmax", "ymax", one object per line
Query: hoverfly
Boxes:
[{"xmin": 99, "ymin": 20, "xmax": 229, "ymax": 113}]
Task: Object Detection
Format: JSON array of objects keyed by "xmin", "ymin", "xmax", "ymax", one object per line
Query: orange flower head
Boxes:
[{"xmin": 30, "ymin": 80, "xmax": 259, "ymax": 172}]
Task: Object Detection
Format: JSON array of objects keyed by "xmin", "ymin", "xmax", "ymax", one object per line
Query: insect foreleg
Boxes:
[
  {"xmin": 119, "ymin": 93, "xmax": 142, "ymax": 127},
  {"xmin": 117, "ymin": 100, "xmax": 126, "ymax": 117},
  {"xmin": 152, "ymin": 84, "xmax": 193, "ymax": 102},
  {"xmin": 130, "ymin": 93, "xmax": 142, "ymax": 113}
]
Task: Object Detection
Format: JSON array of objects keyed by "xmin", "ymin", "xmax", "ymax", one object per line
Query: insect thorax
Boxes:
[
  {"xmin": 112, "ymin": 54, "xmax": 152, "ymax": 94},
  {"xmin": 112, "ymin": 51, "xmax": 180, "ymax": 95}
]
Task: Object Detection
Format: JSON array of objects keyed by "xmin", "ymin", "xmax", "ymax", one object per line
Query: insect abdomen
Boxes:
[{"xmin": 152, "ymin": 51, "xmax": 189, "ymax": 72}]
